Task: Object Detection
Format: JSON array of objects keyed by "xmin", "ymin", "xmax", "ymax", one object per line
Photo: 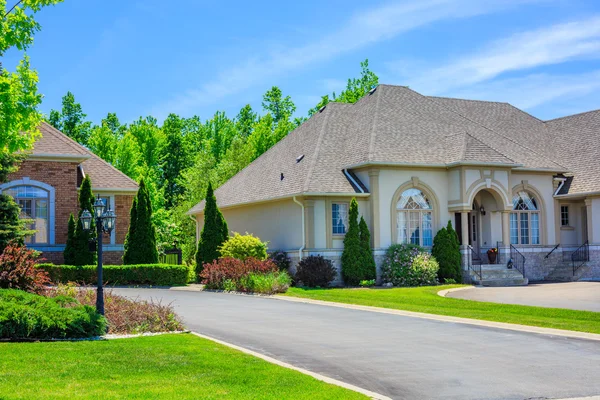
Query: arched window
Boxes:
[
  {"xmin": 511, "ymin": 191, "xmax": 540, "ymax": 245},
  {"xmin": 396, "ymin": 188, "xmax": 433, "ymax": 247},
  {"xmin": 4, "ymin": 185, "xmax": 49, "ymax": 244}
]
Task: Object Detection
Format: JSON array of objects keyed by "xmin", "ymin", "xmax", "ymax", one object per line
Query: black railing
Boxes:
[
  {"xmin": 468, "ymin": 246, "xmax": 482, "ymax": 281},
  {"xmin": 509, "ymin": 244, "xmax": 526, "ymax": 278},
  {"xmin": 571, "ymin": 241, "xmax": 589, "ymax": 275},
  {"xmin": 545, "ymin": 244, "xmax": 560, "ymax": 259}
]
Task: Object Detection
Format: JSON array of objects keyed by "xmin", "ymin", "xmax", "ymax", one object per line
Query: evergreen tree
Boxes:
[
  {"xmin": 432, "ymin": 220, "xmax": 462, "ymax": 282},
  {"xmin": 160, "ymin": 114, "xmax": 189, "ymax": 209},
  {"xmin": 359, "ymin": 216, "xmax": 376, "ymax": 281},
  {"xmin": 341, "ymin": 198, "xmax": 364, "ymax": 285},
  {"xmin": 71, "ymin": 176, "xmax": 96, "ymax": 266},
  {"xmin": 63, "ymin": 214, "xmax": 77, "ymax": 264},
  {"xmin": 122, "ymin": 180, "xmax": 158, "ymax": 264},
  {"xmin": 0, "ymin": 154, "xmax": 33, "ymax": 253},
  {"xmin": 196, "ymin": 182, "xmax": 228, "ymax": 275}
]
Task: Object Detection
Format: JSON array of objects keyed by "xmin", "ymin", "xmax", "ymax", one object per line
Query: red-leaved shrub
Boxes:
[
  {"xmin": 0, "ymin": 242, "xmax": 49, "ymax": 294},
  {"xmin": 200, "ymin": 257, "xmax": 277, "ymax": 289}
]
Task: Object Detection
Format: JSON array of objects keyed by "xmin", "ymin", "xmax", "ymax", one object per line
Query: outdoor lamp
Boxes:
[
  {"xmin": 480, "ymin": 206, "xmax": 486, "ymax": 216},
  {"xmin": 93, "ymin": 195, "xmax": 106, "ymax": 219},
  {"xmin": 102, "ymin": 209, "xmax": 116, "ymax": 233},
  {"xmin": 81, "ymin": 209, "xmax": 92, "ymax": 231}
]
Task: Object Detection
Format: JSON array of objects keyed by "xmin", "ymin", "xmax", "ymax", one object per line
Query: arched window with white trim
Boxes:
[
  {"xmin": 4, "ymin": 185, "xmax": 49, "ymax": 244},
  {"xmin": 396, "ymin": 188, "xmax": 433, "ymax": 247},
  {"xmin": 511, "ymin": 191, "xmax": 540, "ymax": 245}
]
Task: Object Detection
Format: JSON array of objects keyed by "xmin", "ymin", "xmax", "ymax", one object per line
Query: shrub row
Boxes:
[
  {"xmin": 37, "ymin": 264, "xmax": 189, "ymax": 286},
  {"xmin": 0, "ymin": 289, "xmax": 106, "ymax": 339},
  {"xmin": 201, "ymin": 257, "xmax": 290, "ymax": 294}
]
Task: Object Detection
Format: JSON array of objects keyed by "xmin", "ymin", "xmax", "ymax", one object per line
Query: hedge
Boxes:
[
  {"xmin": 37, "ymin": 264, "xmax": 189, "ymax": 286},
  {"xmin": 0, "ymin": 289, "xmax": 106, "ymax": 339}
]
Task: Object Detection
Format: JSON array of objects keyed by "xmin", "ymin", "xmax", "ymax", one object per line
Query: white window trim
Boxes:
[
  {"xmin": 0, "ymin": 177, "xmax": 56, "ymax": 245},
  {"xmin": 98, "ymin": 194, "xmax": 117, "ymax": 245},
  {"xmin": 560, "ymin": 205, "xmax": 570, "ymax": 227},
  {"xmin": 331, "ymin": 202, "xmax": 349, "ymax": 236}
]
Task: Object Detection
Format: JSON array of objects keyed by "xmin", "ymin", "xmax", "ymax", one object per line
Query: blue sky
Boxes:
[{"xmin": 4, "ymin": 0, "xmax": 600, "ymax": 124}]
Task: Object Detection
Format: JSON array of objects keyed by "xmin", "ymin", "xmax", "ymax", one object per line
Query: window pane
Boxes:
[
  {"xmin": 513, "ymin": 191, "xmax": 537, "ymax": 211},
  {"xmin": 332, "ymin": 203, "xmax": 348, "ymax": 234},
  {"xmin": 409, "ymin": 211, "xmax": 420, "ymax": 245},
  {"xmin": 397, "ymin": 188, "xmax": 431, "ymax": 210},
  {"xmin": 531, "ymin": 213, "xmax": 540, "ymax": 245},
  {"xmin": 510, "ymin": 213, "xmax": 518, "ymax": 244},
  {"xmin": 520, "ymin": 213, "xmax": 529, "ymax": 245},
  {"xmin": 422, "ymin": 212, "xmax": 432, "ymax": 247},
  {"xmin": 397, "ymin": 212, "xmax": 407, "ymax": 244},
  {"xmin": 561, "ymin": 206, "xmax": 569, "ymax": 226}
]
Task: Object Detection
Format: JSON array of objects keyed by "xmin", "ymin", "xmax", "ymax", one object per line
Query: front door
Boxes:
[{"xmin": 468, "ymin": 210, "xmax": 479, "ymax": 253}]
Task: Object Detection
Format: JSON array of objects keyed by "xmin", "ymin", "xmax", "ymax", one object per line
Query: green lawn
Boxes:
[
  {"xmin": 284, "ymin": 285, "xmax": 600, "ymax": 334},
  {"xmin": 0, "ymin": 333, "xmax": 365, "ymax": 400}
]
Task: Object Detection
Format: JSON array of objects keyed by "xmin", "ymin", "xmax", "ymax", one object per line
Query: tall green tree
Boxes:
[
  {"xmin": 359, "ymin": 216, "xmax": 376, "ymax": 281},
  {"xmin": 341, "ymin": 198, "xmax": 364, "ymax": 286},
  {"xmin": 262, "ymin": 86, "xmax": 296, "ymax": 125},
  {"xmin": 1, "ymin": 0, "xmax": 63, "ymax": 154},
  {"xmin": 235, "ymin": 104, "xmax": 256, "ymax": 138},
  {"xmin": 123, "ymin": 179, "xmax": 158, "ymax": 264},
  {"xmin": 160, "ymin": 113, "xmax": 189, "ymax": 209},
  {"xmin": 0, "ymin": 153, "xmax": 33, "ymax": 253},
  {"xmin": 48, "ymin": 91, "xmax": 92, "ymax": 145},
  {"xmin": 70, "ymin": 175, "xmax": 96, "ymax": 266},
  {"xmin": 195, "ymin": 182, "xmax": 228, "ymax": 275},
  {"xmin": 432, "ymin": 221, "xmax": 462, "ymax": 282},
  {"xmin": 88, "ymin": 123, "xmax": 118, "ymax": 164}
]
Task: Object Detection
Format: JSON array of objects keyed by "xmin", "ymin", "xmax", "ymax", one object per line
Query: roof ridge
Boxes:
[
  {"xmin": 428, "ymin": 95, "xmax": 510, "ymax": 106},
  {"xmin": 303, "ymin": 106, "xmax": 332, "ymax": 192},
  {"xmin": 425, "ymin": 92, "xmax": 568, "ymax": 170},
  {"xmin": 83, "ymin": 151, "xmax": 138, "ymax": 188},
  {"xmin": 461, "ymin": 132, "xmax": 468, "ymax": 161},
  {"xmin": 545, "ymin": 108, "xmax": 600, "ymax": 123},
  {"xmin": 367, "ymin": 84, "xmax": 383, "ymax": 161},
  {"xmin": 464, "ymin": 131, "xmax": 515, "ymax": 163},
  {"xmin": 38, "ymin": 122, "xmax": 88, "ymax": 155}
]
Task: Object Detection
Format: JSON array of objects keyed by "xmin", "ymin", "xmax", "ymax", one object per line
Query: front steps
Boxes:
[
  {"xmin": 470, "ymin": 264, "xmax": 528, "ymax": 286},
  {"xmin": 545, "ymin": 262, "xmax": 590, "ymax": 282}
]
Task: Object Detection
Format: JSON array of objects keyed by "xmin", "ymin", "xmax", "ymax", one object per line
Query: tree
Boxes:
[
  {"xmin": 1, "ymin": 0, "xmax": 63, "ymax": 155},
  {"xmin": 88, "ymin": 124, "xmax": 118, "ymax": 164},
  {"xmin": 432, "ymin": 221, "xmax": 462, "ymax": 283},
  {"xmin": 114, "ymin": 132, "xmax": 140, "ymax": 178},
  {"xmin": 262, "ymin": 86, "xmax": 296, "ymax": 125},
  {"xmin": 160, "ymin": 113, "xmax": 189, "ymax": 209},
  {"xmin": 63, "ymin": 213, "xmax": 76, "ymax": 264},
  {"xmin": 48, "ymin": 91, "xmax": 92, "ymax": 145},
  {"xmin": 70, "ymin": 175, "xmax": 96, "ymax": 266},
  {"xmin": 195, "ymin": 182, "xmax": 228, "ymax": 275},
  {"xmin": 235, "ymin": 104, "xmax": 256, "ymax": 138},
  {"xmin": 0, "ymin": 153, "xmax": 32, "ymax": 252},
  {"xmin": 359, "ymin": 216, "xmax": 376, "ymax": 281},
  {"xmin": 341, "ymin": 198, "xmax": 364, "ymax": 286},
  {"xmin": 123, "ymin": 179, "xmax": 158, "ymax": 264}
]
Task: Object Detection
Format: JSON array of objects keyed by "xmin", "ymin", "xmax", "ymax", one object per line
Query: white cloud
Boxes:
[
  {"xmin": 152, "ymin": 0, "xmax": 532, "ymax": 118},
  {"xmin": 403, "ymin": 15, "xmax": 600, "ymax": 95}
]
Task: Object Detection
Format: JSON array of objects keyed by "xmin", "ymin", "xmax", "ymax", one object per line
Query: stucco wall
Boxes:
[{"xmin": 592, "ymin": 197, "xmax": 600, "ymax": 245}]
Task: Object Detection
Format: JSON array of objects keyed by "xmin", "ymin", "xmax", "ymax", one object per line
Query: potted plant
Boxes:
[{"xmin": 487, "ymin": 247, "xmax": 498, "ymax": 264}]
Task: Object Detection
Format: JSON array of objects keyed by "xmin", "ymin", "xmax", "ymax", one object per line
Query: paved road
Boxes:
[
  {"xmin": 447, "ymin": 282, "xmax": 600, "ymax": 312},
  {"xmin": 114, "ymin": 288, "xmax": 600, "ymax": 400}
]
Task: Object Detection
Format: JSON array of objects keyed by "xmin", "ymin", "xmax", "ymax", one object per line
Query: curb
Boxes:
[
  {"xmin": 274, "ymin": 295, "xmax": 600, "ymax": 342},
  {"xmin": 190, "ymin": 331, "xmax": 392, "ymax": 400},
  {"xmin": 437, "ymin": 286, "xmax": 474, "ymax": 297}
]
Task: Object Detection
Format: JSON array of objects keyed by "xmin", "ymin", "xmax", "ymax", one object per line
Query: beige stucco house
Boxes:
[{"xmin": 189, "ymin": 84, "xmax": 600, "ymax": 284}]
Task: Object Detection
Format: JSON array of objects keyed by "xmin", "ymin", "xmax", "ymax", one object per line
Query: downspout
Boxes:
[
  {"xmin": 554, "ymin": 177, "xmax": 567, "ymax": 196},
  {"xmin": 293, "ymin": 196, "xmax": 305, "ymax": 261},
  {"xmin": 343, "ymin": 169, "xmax": 365, "ymax": 193}
]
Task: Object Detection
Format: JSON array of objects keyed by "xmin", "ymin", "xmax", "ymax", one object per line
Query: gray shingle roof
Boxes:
[{"xmin": 189, "ymin": 85, "xmax": 589, "ymax": 214}]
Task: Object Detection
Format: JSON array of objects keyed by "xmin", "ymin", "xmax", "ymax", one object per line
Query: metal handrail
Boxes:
[
  {"xmin": 509, "ymin": 244, "xmax": 526, "ymax": 278},
  {"xmin": 544, "ymin": 244, "xmax": 560, "ymax": 259},
  {"xmin": 468, "ymin": 245, "xmax": 482, "ymax": 281},
  {"xmin": 571, "ymin": 241, "xmax": 589, "ymax": 275}
]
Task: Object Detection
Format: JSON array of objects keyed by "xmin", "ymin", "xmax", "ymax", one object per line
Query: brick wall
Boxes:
[
  {"xmin": 115, "ymin": 194, "xmax": 134, "ymax": 244},
  {"xmin": 7, "ymin": 160, "xmax": 79, "ymax": 245},
  {"xmin": 41, "ymin": 251, "xmax": 124, "ymax": 265}
]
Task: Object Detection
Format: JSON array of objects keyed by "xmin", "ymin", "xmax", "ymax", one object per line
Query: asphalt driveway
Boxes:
[
  {"xmin": 113, "ymin": 288, "xmax": 600, "ymax": 400},
  {"xmin": 447, "ymin": 282, "xmax": 600, "ymax": 312}
]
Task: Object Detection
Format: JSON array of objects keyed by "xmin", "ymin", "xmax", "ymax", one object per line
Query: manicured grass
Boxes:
[
  {"xmin": 284, "ymin": 285, "xmax": 600, "ymax": 334},
  {"xmin": 0, "ymin": 333, "xmax": 365, "ymax": 400}
]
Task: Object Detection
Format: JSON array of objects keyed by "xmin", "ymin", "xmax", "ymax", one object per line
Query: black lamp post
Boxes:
[{"xmin": 80, "ymin": 195, "xmax": 117, "ymax": 316}]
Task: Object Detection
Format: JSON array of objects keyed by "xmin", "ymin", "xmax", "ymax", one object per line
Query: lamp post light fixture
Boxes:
[{"xmin": 81, "ymin": 195, "xmax": 117, "ymax": 316}]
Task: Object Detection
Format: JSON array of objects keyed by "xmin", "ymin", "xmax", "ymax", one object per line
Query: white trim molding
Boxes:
[{"xmin": 0, "ymin": 177, "xmax": 56, "ymax": 245}]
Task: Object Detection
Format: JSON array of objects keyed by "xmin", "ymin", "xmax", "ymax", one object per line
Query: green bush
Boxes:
[
  {"xmin": 238, "ymin": 271, "xmax": 292, "ymax": 294},
  {"xmin": 381, "ymin": 244, "xmax": 439, "ymax": 287},
  {"xmin": 295, "ymin": 255, "xmax": 337, "ymax": 288},
  {"xmin": 219, "ymin": 232, "xmax": 268, "ymax": 261},
  {"xmin": 432, "ymin": 221, "xmax": 462, "ymax": 282},
  {"xmin": 37, "ymin": 264, "xmax": 188, "ymax": 286},
  {"xmin": 0, "ymin": 289, "xmax": 106, "ymax": 339}
]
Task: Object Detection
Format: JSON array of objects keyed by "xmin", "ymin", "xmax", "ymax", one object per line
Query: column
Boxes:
[
  {"xmin": 368, "ymin": 169, "xmax": 380, "ymax": 249},
  {"xmin": 460, "ymin": 211, "xmax": 469, "ymax": 271},
  {"xmin": 500, "ymin": 211, "xmax": 511, "ymax": 263},
  {"xmin": 304, "ymin": 200, "xmax": 315, "ymax": 249},
  {"xmin": 585, "ymin": 198, "xmax": 593, "ymax": 243}
]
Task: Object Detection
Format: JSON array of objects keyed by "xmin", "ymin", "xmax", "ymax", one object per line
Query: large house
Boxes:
[
  {"xmin": 189, "ymin": 84, "xmax": 600, "ymax": 284},
  {"xmin": 1, "ymin": 122, "xmax": 138, "ymax": 264}
]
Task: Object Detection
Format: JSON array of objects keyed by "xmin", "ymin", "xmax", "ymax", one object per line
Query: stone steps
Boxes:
[
  {"xmin": 481, "ymin": 278, "xmax": 529, "ymax": 287},
  {"xmin": 470, "ymin": 264, "xmax": 527, "ymax": 286}
]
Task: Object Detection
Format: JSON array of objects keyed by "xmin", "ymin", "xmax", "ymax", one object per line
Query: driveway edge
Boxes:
[
  {"xmin": 274, "ymin": 295, "xmax": 600, "ymax": 342},
  {"xmin": 190, "ymin": 331, "xmax": 391, "ymax": 400},
  {"xmin": 437, "ymin": 286, "xmax": 473, "ymax": 297}
]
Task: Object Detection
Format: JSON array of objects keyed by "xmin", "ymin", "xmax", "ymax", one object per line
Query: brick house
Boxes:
[{"xmin": 1, "ymin": 122, "xmax": 138, "ymax": 264}]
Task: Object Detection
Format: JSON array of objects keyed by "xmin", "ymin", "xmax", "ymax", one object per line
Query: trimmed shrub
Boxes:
[
  {"xmin": 219, "ymin": 232, "xmax": 268, "ymax": 261},
  {"xmin": 359, "ymin": 216, "xmax": 376, "ymax": 281},
  {"xmin": 0, "ymin": 289, "xmax": 106, "ymax": 339},
  {"xmin": 381, "ymin": 244, "xmax": 439, "ymax": 287},
  {"xmin": 200, "ymin": 257, "xmax": 277, "ymax": 289},
  {"xmin": 70, "ymin": 175, "xmax": 96, "ymax": 266},
  {"xmin": 196, "ymin": 182, "xmax": 229, "ymax": 275},
  {"xmin": 432, "ymin": 221, "xmax": 462, "ymax": 282},
  {"xmin": 295, "ymin": 255, "xmax": 337, "ymax": 288},
  {"xmin": 36, "ymin": 264, "xmax": 189, "ymax": 286},
  {"xmin": 0, "ymin": 194, "xmax": 34, "ymax": 253},
  {"xmin": 341, "ymin": 198, "xmax": 363, "ymax": 285},
  {"xmin": 238, "ymin": 271, "xmax": 292, "ymax": 294},
  {"xmin": 0, "ymin": 242, "xmax": 49, "ymax": 294},
  {"xmin": 123, "ymin": 179, "xmax": 159, "ymax": 265},
  {"xmin": 269, "ymin": 250, "xmax": 291, "ymax": 271}
]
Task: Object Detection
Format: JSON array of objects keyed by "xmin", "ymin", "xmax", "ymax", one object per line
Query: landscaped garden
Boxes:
[{"xmin": 0, "ymin": 333, "xmax": 366, "ymax": 400}]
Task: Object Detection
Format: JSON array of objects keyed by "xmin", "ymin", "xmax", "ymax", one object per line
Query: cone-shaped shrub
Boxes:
[
  {"xmin": 63, "ymin": 214, "xmax": 77, "ymax": 264},
  {"xmin": 432, "ymin": 220, "xmax": 462, "ymax": 282},
  {"xmin": 196, "ymin": 182, "xmax": 229, "ymax": 275},
  {"xmin": 123, "ymin": 180, "xmax": 158, "ymax": 264},
  {"xmin": 71, "ymin": 176, "xmax": 96, "ymax": 266},
  {"xmin": 359, "ymin": 216, "xmax": 377, "ymax": 281},
  {"xmin": 0, "ymin": 194, "xmax": 33, "ymax": 254},
  {"xmin": 341, "ymin": 198, "xmax": 363, "ymax": 285}
]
